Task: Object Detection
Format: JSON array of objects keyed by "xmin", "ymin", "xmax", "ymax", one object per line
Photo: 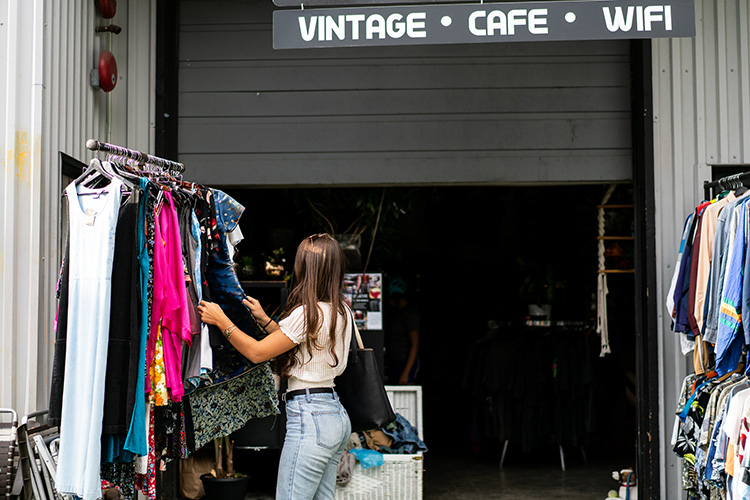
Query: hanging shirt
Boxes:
[
  {"xmin": 723, "ymin": 388, "xmax": 750, "ymax": 474},
  {"xmin": 147, "ymin": 191, "xmax": 192, "ymax": 402},
  {"xmin": 688, "ymin": 206, "xmax": 711, "ymax": 336},
  {"xmin": 695, "ymin": 375, "xmax": 741, "ymax": 494},
  {"xmin": 694, "ymin": 195, "xmax": 735, "ymax": 333},
  {"xmin": 705, "ymin": 193, "xmax": 750, "ymax": 343},
  {"xmin": 668, "ymin": 212, "xmax": 695, "ymax": 321},
  {"xmin": 741, "ymin": 201, "xmax": 750, "ymax": 344},
  {"xmin": 716, "ymin": 200, "xmax": 749, "ymax": 375},
  {"xmin": 687, "ymin": 206, "xmax": 714, "ymax": 374},
  {"xmin": 674, "ymin": 202, "xmax": 712, "ymax": 333}
]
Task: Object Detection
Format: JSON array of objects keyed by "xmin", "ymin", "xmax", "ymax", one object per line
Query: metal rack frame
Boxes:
[
  {"xmin": 85, "ymin": 139, "xmax": 185, "ymax": 175},
  {"xmin": 703, "ymin": 170, "xmax": 750, "ymax": 200}
]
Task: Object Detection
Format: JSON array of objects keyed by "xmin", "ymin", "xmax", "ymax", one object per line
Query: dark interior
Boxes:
[{"xmin": 223, "ymin": 184, "xmax": 637, "ymax": 492}]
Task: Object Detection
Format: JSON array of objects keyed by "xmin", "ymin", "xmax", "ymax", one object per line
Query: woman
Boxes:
[{"xmin": 197, "ymin": 233, "xmax": 352, "ymax": 500}]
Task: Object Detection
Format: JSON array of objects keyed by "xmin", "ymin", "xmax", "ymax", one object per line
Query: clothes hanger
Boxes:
[
  {"xmin": 66, "ymin": 159, "xmax": 130, "ymax": 198},
  {"xmin": 733, "ymin": 175, "xmax": 749, "ymax": 196},
  {"xmin": 102, "ymin": 159, "xmax": 137, "ymax": 191},
  {"xmin": 74, "ymin": 158, "xmax": 114, "ymax": 189},
  {"xmin": 107, "ymin": 153, "xmax": 139, "ymax": 173}
]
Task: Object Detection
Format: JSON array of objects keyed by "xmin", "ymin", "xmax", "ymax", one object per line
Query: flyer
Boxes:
[{"xmin": 343, "ymin": 273, "xmax": 383, "ymax": 330}]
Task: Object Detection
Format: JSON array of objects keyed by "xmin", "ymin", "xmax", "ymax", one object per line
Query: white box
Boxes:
[{"xmin": 335, "ymin": 386, "xmax": 424, "ymax": 500}]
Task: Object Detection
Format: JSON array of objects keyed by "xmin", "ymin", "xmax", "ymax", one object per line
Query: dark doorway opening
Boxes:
[{"xmin": 225, "ymin": 184, "xmax": 637, "ymax": 498}]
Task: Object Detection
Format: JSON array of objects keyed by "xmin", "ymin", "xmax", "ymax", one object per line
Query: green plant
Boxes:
[
  {"xmin": 299, "ymin": 188, "xmax": 416, "ymax": 268},
  {"xmin": 239, "ymin": 255, "xmax": 256, "ymax": 268},
  {"xmin": 268, "ymin": 247, "xmax": 285, "ymax": 264},
  {"xmin": 307, "ymin": 190, "xmax": 408, "ymax": 239}
]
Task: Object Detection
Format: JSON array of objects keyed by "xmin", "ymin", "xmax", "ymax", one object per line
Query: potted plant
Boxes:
[
  {"xmin": 238, "ymin": 255, "xmax": 257, "ymax": 278},
  {"xmin": 264, "ymin": 247, "xmax": 287, "ymax": 279},
  {"xmin": 200, "ymin": 436, "xmax": 250, "ymax": 500}
]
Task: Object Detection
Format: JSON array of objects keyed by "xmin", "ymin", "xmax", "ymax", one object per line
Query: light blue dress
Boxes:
[{"xmin": 56, "ymin": 178, "xmax": 123, "ymax": 500}]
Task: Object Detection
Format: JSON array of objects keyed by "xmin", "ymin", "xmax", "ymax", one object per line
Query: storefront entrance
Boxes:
[{"xmin": 162, "ymin": 0, "xmax": 659, "ymax": 496}]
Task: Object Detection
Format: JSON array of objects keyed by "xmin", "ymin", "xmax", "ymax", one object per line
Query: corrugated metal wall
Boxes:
[
  {"xmin": 178, "ymin": 0, "xmax": 633, "ymax": 187},
  {"xmin": 653, "ymin": 0, "xmax": 750, "ymax": 497},
  {"xmin": 0, "ymin": 0, "xmax": 46, "ymax": 417},
  {"xmin": 0, "ymin": 0, "xmax": 155, "ymax": 416}
]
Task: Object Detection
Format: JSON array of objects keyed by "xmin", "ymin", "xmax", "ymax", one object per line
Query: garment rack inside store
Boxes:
[
  {"xmin": 498, "ymin": 318, "xmax": 591, "ymax": 472},
  {"xmin": 86, "ymin": 139, "xmax": 185, "ymax": 175},
  {"xmin": 703, "ymin": 169, "xmax": 750, "ymax": 200}
]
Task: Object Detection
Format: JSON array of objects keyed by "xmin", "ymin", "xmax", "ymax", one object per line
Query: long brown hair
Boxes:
[{"xmin": 272, "ymin": 233, "xmax": 347, "ymax": 377}]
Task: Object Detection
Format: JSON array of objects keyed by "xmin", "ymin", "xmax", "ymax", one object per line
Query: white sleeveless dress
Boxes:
[{"xmin": 56, "ymin": 178, "xmax": 123, "ymax": 500}]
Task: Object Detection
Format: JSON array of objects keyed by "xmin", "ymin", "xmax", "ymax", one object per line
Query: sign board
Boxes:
[
  {"xmin": 343, "ymin": 273, "xmax": 383, "ymax": 330},
  {"xmin": 273, "ymin": 0, "xmax": 695, "ymax": 49}
]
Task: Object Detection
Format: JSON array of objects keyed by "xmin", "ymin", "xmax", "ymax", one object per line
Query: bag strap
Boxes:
[{"xmin": 346, "ymin": 305, "xmax": 365, "ymax": 350}]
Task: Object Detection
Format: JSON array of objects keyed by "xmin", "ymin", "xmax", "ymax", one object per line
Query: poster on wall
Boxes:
[{"xmin": 343, "ymin": 273, "xmax": 383, "ymax": 330}]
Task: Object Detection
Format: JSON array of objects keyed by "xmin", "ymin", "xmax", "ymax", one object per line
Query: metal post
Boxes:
[{"xmin": 499, "ymin": 440, "xmax": 509, "ymax": 469}]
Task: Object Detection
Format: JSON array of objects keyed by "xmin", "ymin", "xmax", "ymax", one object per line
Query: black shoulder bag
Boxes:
[{"xmin": 335, "ymin": 309, "xmax": 396, "ymax": 432}]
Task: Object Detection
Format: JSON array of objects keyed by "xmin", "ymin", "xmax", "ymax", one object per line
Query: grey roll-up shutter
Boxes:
[{"xmin": 179, "ymin": 0, "xmax": 632, "ymax": 187}]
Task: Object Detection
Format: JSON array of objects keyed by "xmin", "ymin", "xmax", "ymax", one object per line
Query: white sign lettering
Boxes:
[
  {"xmin": 602, "ymin": 5, "xmax": 673, "ymax": 32},
  {"xmin": 469, "ymin": 8, "xmax": 549, "ymax": 36},
  {"xmin": 298, "ymin": 11, "xmax": 427, "ymax": 41}
]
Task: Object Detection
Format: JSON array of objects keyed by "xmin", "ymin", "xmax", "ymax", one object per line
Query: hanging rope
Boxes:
[{"xmin": 597, "ymin": 185, "xmax": 617, "ymax": 357}]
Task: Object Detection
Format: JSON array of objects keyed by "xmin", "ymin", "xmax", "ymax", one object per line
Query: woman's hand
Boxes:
[
  {"xmin": 243, "ymin": 296, "xmax": 270, "ymax": 324},
  {"xmin": 197, "ymin": 301, "xmax": 233, "ymax": 332}
]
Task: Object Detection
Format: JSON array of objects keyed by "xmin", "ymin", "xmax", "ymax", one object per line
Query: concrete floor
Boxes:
[
  {"xmin": 240, "ymin": 446, "xmax": 626, "ymax": 499},
  {"xmin": 423, "ymin": 448, "xmax": 623, "ymax": 500}
]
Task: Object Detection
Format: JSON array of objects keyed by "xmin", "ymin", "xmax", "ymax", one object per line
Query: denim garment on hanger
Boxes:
[
  {"xmin": 200, "ymin": 190, "xmax": 271, "ymax": 385},
  {"xmin": 188, "ymin": 190, "xmax": 279, "ymax": 427}
]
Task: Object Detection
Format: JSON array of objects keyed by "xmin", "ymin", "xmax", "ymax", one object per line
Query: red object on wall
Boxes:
[
  {"xmin": 98, "ymin": 50, "xmax": 118, "ymax": 92},
  {"xmin": 99, "ymin": 0, "xmax": 117, "ymax": 19}
]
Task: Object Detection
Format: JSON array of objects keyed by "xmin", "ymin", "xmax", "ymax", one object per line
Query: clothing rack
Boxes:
[
  {"xmin": 85, "ymin": 139, "xmax": 185, "ymax": 175},
  {"xmin": 523, "ymin": 319, "xmax": 589, "ymax": 328},
  {"xmin": 496, "ymin": 318, "xmax": 592, "ymax": 471},
  {"xmin": 703, "ymin": 170, "xmax": 750, "ymax": 200}
]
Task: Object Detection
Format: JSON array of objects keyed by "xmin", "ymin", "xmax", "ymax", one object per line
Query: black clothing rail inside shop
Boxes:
[
  {"xmin": 86, "ymin": 139, "xmax": 185, "ymax": 174},
  {"xmin": 703, "ymin": 170, "xmax": 750, "ymax": 200}
]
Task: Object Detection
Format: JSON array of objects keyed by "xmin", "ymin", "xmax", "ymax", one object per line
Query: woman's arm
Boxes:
[{"xmin": 197, "ymin": 298, "xmax": 296, "ymax": 364}]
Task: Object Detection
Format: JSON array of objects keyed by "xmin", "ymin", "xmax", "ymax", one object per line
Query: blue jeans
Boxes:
[{"xmin": 277, "ymin": 390, "xmax": 351, "ymax": 500}]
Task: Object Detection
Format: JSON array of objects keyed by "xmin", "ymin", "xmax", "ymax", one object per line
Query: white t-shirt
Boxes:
[
  {"xmin": 724, "ymin": 388, "xmax": 750, "ymax": 445},
  {"xmin": 278, "ymin": 302, "xmax": 353, "ymax": 391}
]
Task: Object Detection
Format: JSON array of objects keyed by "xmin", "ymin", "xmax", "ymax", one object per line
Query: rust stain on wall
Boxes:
[{"xmin": 6, "ymin": 128, "xmax": 30, "ymax": 182}]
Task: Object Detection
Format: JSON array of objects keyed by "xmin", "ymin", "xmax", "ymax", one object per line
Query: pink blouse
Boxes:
[{"xmin": 146, "ymin": 191, "xmax": 192, "ymax": 401}]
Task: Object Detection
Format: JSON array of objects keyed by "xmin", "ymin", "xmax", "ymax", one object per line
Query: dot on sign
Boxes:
[
  {"xmin": 441, "ymin": 16, "xmax": 452, "ymax": 27},
  {"xmin": 565, "ymin": 12, "xmax": 576, "ymax": 23}
]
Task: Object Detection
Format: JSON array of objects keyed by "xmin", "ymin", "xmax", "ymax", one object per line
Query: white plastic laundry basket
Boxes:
[{"xmin": 335, "ymin": 385, "xmax": 424, "ymax": 500}]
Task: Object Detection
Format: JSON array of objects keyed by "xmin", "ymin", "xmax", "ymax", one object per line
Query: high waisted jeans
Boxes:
[{"xmin": 277, "ymin": 390, "xmax": 351, "ymax": 500}]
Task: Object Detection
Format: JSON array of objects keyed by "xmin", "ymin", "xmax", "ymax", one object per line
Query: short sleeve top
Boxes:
[{"xmin": 278, "ymin": 302, "xmax": 353, "ymax": 391}]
